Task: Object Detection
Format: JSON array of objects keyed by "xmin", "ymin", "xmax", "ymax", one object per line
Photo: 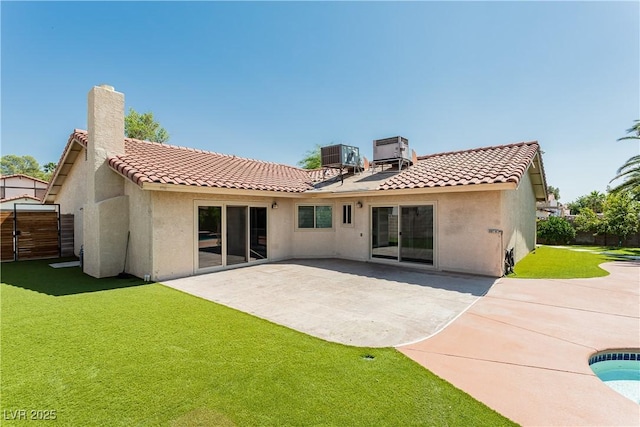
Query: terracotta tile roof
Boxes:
[
  {"xmin": 97, "ymin": 131, "xmax": 314, "ymax": 193},
  {"xmin": 379, "ymin": 141, "xmax": 540, "ymax": 190},
  {"xmin": 307, "ymin": 168, "xmax": 341, "ymax": 183},
  {"xmin": 57, "ymin": 130, "xmax": 544, "ymax": 196}
]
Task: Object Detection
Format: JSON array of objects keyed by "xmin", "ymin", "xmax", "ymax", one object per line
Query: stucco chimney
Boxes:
[
  {"xmin": 87, "ymin": 84, "xmax": 125, "ymax": 203},
  {"xmin": 83, "ymin": 84, "xmax": 129, "ymax": 278}
]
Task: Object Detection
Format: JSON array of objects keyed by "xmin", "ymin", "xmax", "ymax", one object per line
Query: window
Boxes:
[
  {"xmin": 297, "ymin": 205, "xmax": 333, "ymax": 229},
  {"xmin": 342, "ymin": 203, "xmax": 353, "ymax": 226}
]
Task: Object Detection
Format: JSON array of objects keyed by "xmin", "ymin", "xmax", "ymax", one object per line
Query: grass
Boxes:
[
  {"xmin": 1, "ymin": 259, "xmax": 515, "ymax": 426},
  {"xmin": 512, "ymin": 245, "xmax": 637, "ymax": 279}
]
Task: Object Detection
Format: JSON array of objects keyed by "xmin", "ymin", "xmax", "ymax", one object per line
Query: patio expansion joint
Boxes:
[
  {"xmin": 402, "ymin": 349, "xmax": 595, "ymax": 377},
  {"xmin": 484, "ymin": 295, "xmax": 639, "ymax": 320},
  {"xmin": 467, "ymin": 311, "xmax": 599, "ymax": 352},
  {"xmin": 540, "ymin": 278, "xmax": 640, "ymax": 296}
]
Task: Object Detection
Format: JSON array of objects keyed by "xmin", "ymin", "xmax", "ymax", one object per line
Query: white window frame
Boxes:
[
  {"xmin": 341, "ymin": 202, "xmax": 354, "ymax": 227},
  {"xmin": 194, "ymin": 200, "xmax": 270, "ymax": 273},
  {"xmin": 295, "ymin": 203, "xmax": 334, "ymax": 231}
]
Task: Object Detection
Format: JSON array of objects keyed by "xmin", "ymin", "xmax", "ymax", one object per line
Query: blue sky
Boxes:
[{"xmin": 2, "ymin": 1, "xmax": 638, "ymax": 203}]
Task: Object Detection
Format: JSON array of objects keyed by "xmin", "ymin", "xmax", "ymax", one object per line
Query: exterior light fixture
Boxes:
[
  {"xmin": 356, "ymin": 201, "xmax": 363, "ymax": 208},
  {"xmin": 271, "ymin": 201, "xmax": 278, "ymax": 209}
]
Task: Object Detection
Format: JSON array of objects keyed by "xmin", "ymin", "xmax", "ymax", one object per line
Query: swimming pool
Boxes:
[{"xmin": 589, "ymin": 350, "xmax": 640, "ymax": 404}]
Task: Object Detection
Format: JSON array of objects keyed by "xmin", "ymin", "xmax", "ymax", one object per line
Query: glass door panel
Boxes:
[
  {"xmin": 371, "ymin": 206, "xmax": 398, "ymax": 260},
  {"xmin": 250, "ymin": 207, "xmax": 267, "ymax": 261},
  {"xmin": 226, "ymin": 206, "xmax": 247, "ymax": 265},
  {"xmin": 198, "ymin": 206, "xmax": 222, "ymax": 269},
  {"xmin": 400, "ymin": 206, "xmax": 434, "ymax": 265}
]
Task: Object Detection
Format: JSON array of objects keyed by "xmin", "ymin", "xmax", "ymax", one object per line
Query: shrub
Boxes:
[{"xmin": 537, "ymin": 216, "xmax": 576, "ymax": 245}]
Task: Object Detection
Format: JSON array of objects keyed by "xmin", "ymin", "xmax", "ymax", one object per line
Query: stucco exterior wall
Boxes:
[
  {"xmin": 82, "ymin": 195, "xmax": 129, "ymax": 278},
  {"xmin": 150, "ymin": 191, "xmax": 294, "ymax": 281},
  {"xmin": 354, "ymin": 192, "xmax": 503, "ymax": 276},
  {"xmin": 144, "ymin": 183, "xmax": 536, "ymax": 280},
  {"xmin": 125, "ymin": 181, "xmax": 153, "ymax": 279},
  {"xmin": 501, "ymin": 167, "xmax": 537, "ymax": 266},
  {"xmin": 53, "ymin": 151, "xmax": 87, "ymax": 255},
  {"xmin": 290, "ymin": 198, "xmax": 341, "ymax": 259},
  {"xmin": 334, "ymin": 199, "xmax": 370, "ymax": 262}
]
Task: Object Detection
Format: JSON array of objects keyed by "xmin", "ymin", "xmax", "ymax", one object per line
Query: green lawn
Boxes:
[
  {"xmin": 1, "ymin": 259, "xmax": 515, "ymax": 426},
  {"xmin": 512, "ymin": 245, "xmax": 637, "ymax": 279}
]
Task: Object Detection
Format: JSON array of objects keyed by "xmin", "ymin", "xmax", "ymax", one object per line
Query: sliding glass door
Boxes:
[
  {"xmin": 197, "ymin": 204, "xmax": 268, "ymax": 270},
  {"xmin": 400, "ymin": 206, "xmax": 434, "ymax": 265},
  {"xmin": 250, "ymin": 207, "xmax": 268, "ymax": 261},
  {"xmin": 198, "ymin": 206, "xmax": 222, "ymax": 269},
  {"xmin": 371, "ymin": 205, "xmax": 434, "ymax": 265},
  {"xmin": 372, "ymin": 206, "xmax": 399, "ymax": 260},
  {"xmin": 226, "ymin": 206, "xmax": 248, "ymax": 265}
]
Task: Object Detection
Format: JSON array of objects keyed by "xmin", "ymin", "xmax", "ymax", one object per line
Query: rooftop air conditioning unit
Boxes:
[
  {"xmin": 373, "ymin": 136, "xmax": 410, "ymax": 162},
  {"xmin": 321, "ymin": 144, "xmax": 360, "ymax": 168}
]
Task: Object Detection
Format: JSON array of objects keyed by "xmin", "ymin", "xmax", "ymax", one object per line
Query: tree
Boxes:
[
  {"xmin": 601, "ymin": 191, "xmax": 640, "ymax": 245},
  {"xmin": 610, "ymin": 120, "xmax": 640, "ymax": 200},
  {"xmin": 574, "ymin": 207, "xmax": 602, "ymax": 235},
  {"xmin": 1, "ymin": 154, "xmax": 51, "ymax": 180},
  {"xmin": 298, "ymin": 144, "xmax": 321, "ymax": 169},
  {"xmin": 617, "ymin": 119, "xmax": 640, "ymax": 141},
  {"xmin": 537, "ymin": 216, "xmax": 576, "ymax": 245},
  {"xmin": 610, "ymin": 155, "xmax": 640, "ymax": 200},
  {"xmin": 567, "ymin": 191, "xmax": 606, "ymax": 215},
  {"xmin": 547, "ymin": 185, "xmax": 560, "ymax": 200},
  {"xmin": 43, "ymin": 162, "xmax": 57, "ymax": 175},
  {"xmin": 124, "ymin": 108, "xmax": 169, "ymax": 143}
]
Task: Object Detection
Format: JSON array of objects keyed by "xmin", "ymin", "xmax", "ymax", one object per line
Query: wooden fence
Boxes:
[{"xmin": 0, "ymin": 207, "xmax": 73, "ymax": 261}]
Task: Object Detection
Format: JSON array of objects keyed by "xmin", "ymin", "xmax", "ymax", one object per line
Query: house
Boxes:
[
  {"xmin": 44, "ymin": 85, "xmax": 547, "ymax": 280},
  {"xmin": 1, "ymin": 174, "xmax": 49, "ymax": 210},
  {"xmin": 536, "ymin": 193, "xmax": 569, "ymax": 219}
]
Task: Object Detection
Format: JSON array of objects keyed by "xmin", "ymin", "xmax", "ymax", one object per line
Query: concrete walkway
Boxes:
[
  {"xmin": 399, "ymin": 261, "xmax": 640, "ymax": 427},
  {"xmin": 161, "ymin": 258, "xmax": 496, "ymax": 347}
]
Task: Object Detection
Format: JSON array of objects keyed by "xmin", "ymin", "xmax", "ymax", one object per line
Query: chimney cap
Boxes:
[{"xmin": 97, "ymin": 84, "xmax": 115, "ymax": 91}]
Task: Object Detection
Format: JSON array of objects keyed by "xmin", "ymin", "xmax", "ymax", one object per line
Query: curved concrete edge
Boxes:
[
  {"xmin": 161, "ymin": 259, "xmax": 497, "ymax": 348},
  {"xmin": 398, "ymin": 261, "xmax": 640, "ymax": 426},
  {"xmin": 394, "ymin": 283, "xmax": 494, "ymax": 348}
]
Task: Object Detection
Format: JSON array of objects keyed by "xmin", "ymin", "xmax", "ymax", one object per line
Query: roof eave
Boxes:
[
  {"xmin": 43, "ymin": 133, "xmax": 86, "ymax": 204},
  {"xmin": 140, "ymin": 181, "xmax": 307, "ymax": 198},
  {"xmin": 528, "ymin": 150, "xmax": 548, "ymax": 202},
  {"xmin": 139, "ymin": 180, "xmax": 516, "ymax": 199}
]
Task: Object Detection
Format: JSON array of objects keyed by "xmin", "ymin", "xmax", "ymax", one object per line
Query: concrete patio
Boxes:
[
  {"xmin": 161, "ymin": 258, "xmax": 496, "ymax": 347},
  {"xmin": 399, "ymin": 261, "xmax": 640, "ymax": 426},
  {"xmin": 162, "ymin": 258, "xmax": 639, "ymax": 426}
]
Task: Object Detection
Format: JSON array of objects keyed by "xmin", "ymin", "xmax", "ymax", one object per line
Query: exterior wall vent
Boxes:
[
  {"xmin": 373, "ymin": 136, "xmax": 410, "ymax": 163},
  {"xmin": 321, "ymin": 144, "xmax": 361, "ymax": 169}
]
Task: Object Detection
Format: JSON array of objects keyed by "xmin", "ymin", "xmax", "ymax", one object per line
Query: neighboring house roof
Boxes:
[
  {"xmin": 0, "ymin": 174, "xmax": 49, "ymax": 185},
  {"xmin": 46, "ymin": 129, "xmax": 547, "ymax": 201},
  {"xmin": 0, "ymin": 194, "xmax": 42, "ymax": 203}
]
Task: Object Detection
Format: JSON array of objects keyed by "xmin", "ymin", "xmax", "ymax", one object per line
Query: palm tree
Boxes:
[
  {"xmin": 617, "ymin": 120, "xmax": 640, "ymax": 141},
  {"xmin": 610, "ymin": 120, "xmax": 640, "ymax": 200}
]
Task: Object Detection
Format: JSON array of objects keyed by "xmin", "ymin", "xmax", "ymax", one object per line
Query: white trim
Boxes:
[
  {"xmin": 294, "ymin": 202, "xmax": 335, "ymax": 231},
  {"xmin": 340, "ymin": 202, "xmax": 355, "ymax": 228},
  {"xmin": 141, "ymin": 180, "xmax": 516, "ymax": 198}
]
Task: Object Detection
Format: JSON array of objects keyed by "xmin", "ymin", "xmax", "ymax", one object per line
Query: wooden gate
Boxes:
[
  {"xmin": 0, "ymin": 205, "xmax": 63, "ymax": 261},
  {"xmin": 1, "ymin": 212, "xmax": 14, "ymax": 261}
]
